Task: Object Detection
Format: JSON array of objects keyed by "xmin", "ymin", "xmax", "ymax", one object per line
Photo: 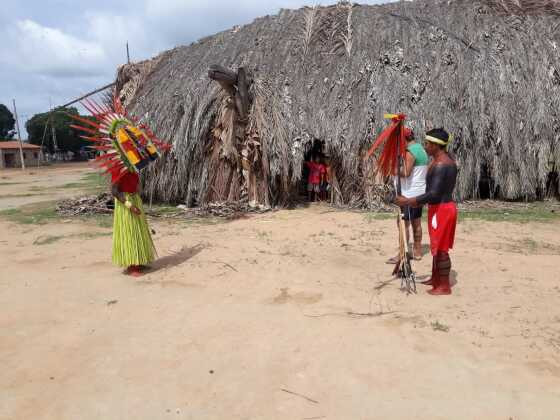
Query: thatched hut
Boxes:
[{"xmin": 115, "ymin": 0, "xmax": 560, "ymax": 207}]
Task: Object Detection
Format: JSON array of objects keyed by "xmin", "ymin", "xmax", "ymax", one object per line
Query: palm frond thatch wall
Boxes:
[{"xmin": 116, "ymin": 0, "xmax": 560, "ymax": 206}]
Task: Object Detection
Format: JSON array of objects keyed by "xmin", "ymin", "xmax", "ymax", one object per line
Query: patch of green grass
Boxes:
[
  {"xmin": 459, "ymin": 208, "xmax": 560, "ymax": 223},
  {"xmin": 81, "ymin": 172, "xmax": 109, "ymax": 189},
  {"xmin": 33, "ymin": 231, "xmax": 111, "ymax": 246},
  {"xmin": 0, "ymin": 182, "xmax": 24, "ymax": 186},
  {"xmin": 29, "ymin": 186, "xmax": 47, "ymax": 192},
  {"xmin": 431, "ymin": 321, "xmax": 450, "ymax": 333},
  {"xmin": 59, "ymin": 182, "xmax": 85, "ymax": 189},
  {"xmin": 256, "ymin": 230, "xmax": 270, "ymax": 239},
  {"xmin": 55, "ymin": 173, "xmax": 109, "ymax": 192},
  {"xmin": 505, "ymin": 237, "xmax": 560, "ymax": 255},
  {"xmin": 79, "ymin": 214, "xmax": 113, "ymax": 228},
  {"xmin": 148, "ymin": 205, "xmax": 180, "ymax": 216},
  {"xmin": 33, "ymin": 235, "xmax": 65, "ymax": 245},
  {"xmin": 0, "ymin": 193, "xmax": 43, "ymax": 198},
  {"xmin": 364, "ymin": 212, "xmax": 395, "ymax": 222},
  {"xmin": 180, "ymin": 218, "xmax": 222, "ymax": 227},
  {"xmin": 0, "ymin": 202, "xmax": 59, "ymax": 225},
  {"xmin": 76, "ymin": 231, "xmax": 112, "ymax": 240}
]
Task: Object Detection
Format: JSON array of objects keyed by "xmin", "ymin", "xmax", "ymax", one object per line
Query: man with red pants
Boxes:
[{"xmin": 395, "ymin": 128, "xmax": 458, "ymax": 295}]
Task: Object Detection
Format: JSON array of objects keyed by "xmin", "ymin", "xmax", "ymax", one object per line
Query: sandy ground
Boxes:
[
  {"xmin": 1, "ymin": 165, "xmax": 560, "ymax": 420},
  {"xmin": 0, "ymin": 162, "xmax": 97, "ymax": 210}
]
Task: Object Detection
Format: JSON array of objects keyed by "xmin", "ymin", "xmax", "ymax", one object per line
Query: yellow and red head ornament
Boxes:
[
  {"xmin": 365, "ymin": 113, "xmax": 408, "ymax": 177},
  {"xmin": 71, "ymin": 95, "xmax": 171, "ymax": 183}
]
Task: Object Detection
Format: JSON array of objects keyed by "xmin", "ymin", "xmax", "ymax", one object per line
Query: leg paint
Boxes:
[{"xmin": 428, "ymin": 252, "xmax": 451, "ymax": 295}]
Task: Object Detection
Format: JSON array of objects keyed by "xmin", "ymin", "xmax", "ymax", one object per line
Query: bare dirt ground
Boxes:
[
  {"xmin": 1, "ymin": 164, "xmax": 560, "ymax": 420},
  {"xmin": 0, "ymin": 162, "xmax": 99, "ymax": 210}
]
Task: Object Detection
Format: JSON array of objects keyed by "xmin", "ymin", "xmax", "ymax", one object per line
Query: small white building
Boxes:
[{"xmin": 0, "ymin": 141, "xmax": 43, "ymax": 168}]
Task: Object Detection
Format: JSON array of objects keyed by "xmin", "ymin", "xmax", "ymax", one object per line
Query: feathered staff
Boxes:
[
  {"xmin": 365, "ymin": 113, "xmax": 416, "ymax": 294},
  {"xmin": 70, "ymin": 95, "xmax": 171, "ymax": 183},
  {"xmin": 365, "ymin": 113, "xmax": 407, "ymax": 178}
]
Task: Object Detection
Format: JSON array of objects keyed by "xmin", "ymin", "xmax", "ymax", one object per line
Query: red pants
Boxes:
[{"xmin": 428, "ymin": 202, "xmax": 457, "ymax": 256}]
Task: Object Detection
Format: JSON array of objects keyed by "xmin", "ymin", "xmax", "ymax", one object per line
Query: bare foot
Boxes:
[{"xmin": 126, "ymin": 266, "xmax": 143, "ymax": 277}]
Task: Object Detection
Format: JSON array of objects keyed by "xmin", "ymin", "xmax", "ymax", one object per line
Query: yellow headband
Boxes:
[{"xmin": 425, "ymin": 135, "xmax": 453, "ymax": 151}]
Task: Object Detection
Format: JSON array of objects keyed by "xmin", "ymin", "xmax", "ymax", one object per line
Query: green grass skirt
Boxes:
[{"xmin": 112, "ymin": 193, "xmax": 156, "ymax": 267}]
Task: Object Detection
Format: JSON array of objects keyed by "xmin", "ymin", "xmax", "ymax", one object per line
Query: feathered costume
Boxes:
[
  {"xmin": 366, "ymin": 113, "xmax": 416, "ymax": 293},
  {"xmin": 71, "ymin": 95, "xmax": 170, "ymax": 274}
]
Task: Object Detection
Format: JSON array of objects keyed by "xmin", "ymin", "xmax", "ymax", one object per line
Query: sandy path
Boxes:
[
  {"xmin": 1, "ymin": 200, "xmax": 560, "ymax": 419},
  {"xmin": 0, "ymin": 162, "xmax": 97, "ymax": 210}
]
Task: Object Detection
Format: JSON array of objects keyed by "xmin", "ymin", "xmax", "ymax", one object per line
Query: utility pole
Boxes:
[
  {"xmin": 12, "ymin": 99, "xmax": 26, "ymax": 170},
  {"xmin": 51, "ymin": 122, "xmax": 58, "ymax": 158},
  {"xmin": 126, "ymin": 41, "xmax": 130, "ymax": 64}
]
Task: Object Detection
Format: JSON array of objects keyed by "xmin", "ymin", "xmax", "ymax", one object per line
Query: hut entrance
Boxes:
[
  {"xmin": 478, "ymin": 164, "xmax": 499, "ymax": 199},
  {"xmin": 546, "ymin": 170, "xmax": 559, "ymax": 198},
  {"xmin": 300, "ymin": 138, "xmax": 329, "ymax": 202}
]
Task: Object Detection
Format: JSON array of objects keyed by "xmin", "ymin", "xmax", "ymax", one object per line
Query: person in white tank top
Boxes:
[{"xmin": 387, "ymin": 128, "xmax": 428, "ymax": 263}]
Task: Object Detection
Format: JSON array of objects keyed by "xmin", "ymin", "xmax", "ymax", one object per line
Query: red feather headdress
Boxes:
[
  {"xmin": 365, "ymin": 113, "xmax": 408, "ymax": 177},
  {"xmin": 70, "ymin": 94, "xmax": 171, "ymax": 183}
]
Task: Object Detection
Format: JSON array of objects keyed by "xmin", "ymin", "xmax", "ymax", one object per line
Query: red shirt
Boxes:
[
  {"xmin": 113, "ymin": 171, "xmax": 139, "ymax": 193},
  {"xmin": 306, "ymin": 162, "xmax": 325, "ymax": 184}
]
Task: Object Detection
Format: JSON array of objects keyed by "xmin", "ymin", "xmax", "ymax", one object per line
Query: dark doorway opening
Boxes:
[
  {"xmin": 4, "ymin": 153, "xmax": 16, "ymax": 168},
  {"xmin": 478, "ymin": 164, "xmax": 499, "ymax": 199}
]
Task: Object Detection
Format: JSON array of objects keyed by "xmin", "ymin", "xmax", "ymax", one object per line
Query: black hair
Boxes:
[{"xmin": 426, "ymin": 128, "xmax": 449, "ymax": 146}]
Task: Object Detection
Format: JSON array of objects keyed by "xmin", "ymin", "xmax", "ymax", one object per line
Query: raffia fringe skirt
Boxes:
[{"xmin": 112, "ymin": 193, "xmax": 156, "ymax": 267}]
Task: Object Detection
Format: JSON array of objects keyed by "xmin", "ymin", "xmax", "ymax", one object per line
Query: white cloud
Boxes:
[
  {"xmin": 85, "ymin": 13, "xmax": 154, "ymax": 62},
  {"xmin": 5, "ymin": 19, "xmax": 107, "ymax": 78},
  {"xmin": 0, "ymin": 0, "xmax": 394, "ymax": 136}
]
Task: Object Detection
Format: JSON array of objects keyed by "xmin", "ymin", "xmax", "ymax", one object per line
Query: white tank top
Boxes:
[{"xmin": 399, "ymin": 165, "xmax": 427, "ymax": 198}]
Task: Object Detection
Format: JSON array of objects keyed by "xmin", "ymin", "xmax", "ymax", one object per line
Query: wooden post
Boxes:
[
  {"xmin": 236, "ymin": 67, "xmax": 250, "ymax": 120},
  {"xmin": 12, "ymin": 99, "xmax": 25, "ymax": 170},
  {"xmin": 59, "ymin": 82, "xmax": 116, "ymax": 108},
  {"xmin": 126, "ymin": 42, "xmax": 130, "ymax": 64}
]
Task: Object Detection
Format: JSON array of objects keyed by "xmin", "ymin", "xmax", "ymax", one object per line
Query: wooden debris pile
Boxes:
[{"xmin": 56, "ymin": 193, "xmax": 114, "ymax": 216}]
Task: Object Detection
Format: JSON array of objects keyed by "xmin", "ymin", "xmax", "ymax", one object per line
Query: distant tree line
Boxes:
[
  {"xmin": 25, "ymin": 107, "xmax": 92, "ymax": 154},
  {"xmin": 1, "ymin": 103, "xmax": 94, "ymax": 155}
]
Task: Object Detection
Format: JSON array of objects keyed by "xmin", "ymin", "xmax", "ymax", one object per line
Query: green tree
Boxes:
[
  {"xmin": 0, "ymin": 103, "xmax": 16, "ymax": 139},
  {"xmin": 26, "ymin": 107, "xmax": 90, "ymax": 153}
]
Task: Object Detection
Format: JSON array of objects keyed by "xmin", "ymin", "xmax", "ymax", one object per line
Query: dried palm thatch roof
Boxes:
[
  {"xmin": 116, "ymin": 0, "xmax": 560, "ymax": 206},
  {"xmin": 485, "ymin": 0, "xmax": 560, "ymax": 15}
]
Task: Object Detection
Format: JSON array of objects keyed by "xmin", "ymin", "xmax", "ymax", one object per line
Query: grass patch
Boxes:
[
  {"xmin": 431, "ymin": 321, "xmax": 450, "ymax": 333},
  {"xmin": 0, "ymin": 193, "xmax": 43, "ymax": 198},
  {"xmin": 76, "ymin": 231, "xmax": 112, "ymax": 240},
  {"xmin": 60, "ymin": 182, "xmax": 86, "ymax": 189},
  {"xmin": 33, "ymin": 235, "xmax": 65, "ymax": 245},
  {"xmin": 78, "ymin": 214, "xmax": 113, "ymax": 228},
  {"xmin": 256, "ymin": 230, "xmax": 270, "ymax": 239},
  {"xmin": 56, "ymin": 173, "xmax": 109, "ymax": 192},
  {"xmin": 0, "ymin": 202, "xmax": 59, "ymax": 225},
  {"xmin": 29, "ymin": 186, "xmax": 47, "ymax": 192},
  {"xmin": 147, "ymin": 205, "xmax": 181, "ymax": 216},
  {"xmin": 0, "ymin": 182, "xmax": 24, "ymax": 186},
  {"xmin": 81, "ymin": 172, "xmax": 109, "ymax": 189},
  {"xmin": 459, "ymin": 208, "xmax": 559, "ymax": 223},
  {"xmin": 182, "ymin": 216, "xmax": 227, "ymax": 226},
  {"xmin": 33, "ymin": 231, "xmax": 111, "ymax": 246},
  {"xmin": 504, "ymin": 237, "xmax": 560, "ymax": 255},
  {"xmin": 364, "ymin": 212, "xmax": 395, "ymax": 222}
]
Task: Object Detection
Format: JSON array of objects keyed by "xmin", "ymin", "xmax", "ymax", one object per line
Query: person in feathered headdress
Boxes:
[
  {"xmin": 365, "ymin": 113, "xmax": 418, "ymax": 293},
  {"xmin": 71, "ymin": 95, "xmax": 171, "ymax": 277},
  {"xmin": 395, "ymin": 128, "xmax": 458, "ymax": 295}
]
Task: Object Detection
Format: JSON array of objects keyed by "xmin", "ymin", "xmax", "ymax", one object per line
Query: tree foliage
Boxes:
[
  {"xmin": 26, "ymin": 107, "xmax": 90, "ymax": 153},
  {"xmin": 0, "ymin": 103, "xmax": 15, "ymax": 140}
]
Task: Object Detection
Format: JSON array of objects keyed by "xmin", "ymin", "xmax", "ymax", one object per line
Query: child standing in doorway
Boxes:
[{"xmin": 306, "ymin": 155, "xmax": 323, "ymax": 202}]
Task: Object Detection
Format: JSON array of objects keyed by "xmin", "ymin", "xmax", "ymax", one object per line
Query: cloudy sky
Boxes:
[{"xmin": 0, "ymin": 0, "xmax": 391, "ymax": 137}]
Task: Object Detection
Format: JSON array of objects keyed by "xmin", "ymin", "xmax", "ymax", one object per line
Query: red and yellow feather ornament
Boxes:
[
  {"xmin": 365, "ymin": 113, "xmax": 408, "ymax": 177},
  {"xmin": 71, "ymin": 95, "xmax": 171, "ymax": 183}
]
